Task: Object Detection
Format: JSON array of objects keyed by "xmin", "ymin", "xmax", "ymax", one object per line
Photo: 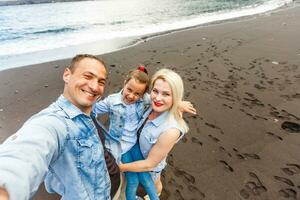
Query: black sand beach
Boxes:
[{"xmin": 0, "ymin": 3, "xmax": 299, "ymax": 199}]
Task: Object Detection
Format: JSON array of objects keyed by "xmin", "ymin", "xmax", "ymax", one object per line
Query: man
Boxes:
[{"xmin": 0, "ymin": 54, "xmax": 115, "ymax": 200}]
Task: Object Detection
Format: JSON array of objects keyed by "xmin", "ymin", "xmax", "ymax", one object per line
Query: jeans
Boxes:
[{"xmin": 121, "ymin": 143, "xmax": 159, "ymax": 200}]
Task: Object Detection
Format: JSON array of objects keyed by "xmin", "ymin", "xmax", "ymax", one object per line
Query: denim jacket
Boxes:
[
  {"xmin": 95, "ymin": 91, "xmax": 151, "ymax": 161},
  {"xmin": 138, "ymin": 110, "xmax": 185, "ymax": 173},
  {"xmin": 0, "ymin": 95, "xmax": 111, "ymax": 200}
]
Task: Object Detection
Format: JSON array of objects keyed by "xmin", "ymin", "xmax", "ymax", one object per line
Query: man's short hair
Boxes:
[{"xmin": 69, "ymin": 54, "xmax": 106, "ymax": 72}]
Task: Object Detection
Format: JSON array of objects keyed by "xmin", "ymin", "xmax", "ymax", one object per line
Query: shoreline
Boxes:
[
  {"xmin": 0, "ymin": 1, "xmax": 296, "ymax": 72},
  {"xmin": 0, "ymin": 2, "xmax": 299, "ymax": 200}
]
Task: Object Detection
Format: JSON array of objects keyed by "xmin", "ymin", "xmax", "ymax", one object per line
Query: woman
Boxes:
[{"xmin": 119, "ymin": 68, "xmax": 193, "ymax": 196}]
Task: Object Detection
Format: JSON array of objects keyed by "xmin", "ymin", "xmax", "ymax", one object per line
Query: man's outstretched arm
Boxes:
[
  {"xmin": 0, "ymin": 187, "xmax": 9, "ymax": 200},
  {"xmin": 0, "ymin": 115, "xmax": 65, "ymax": 200}
]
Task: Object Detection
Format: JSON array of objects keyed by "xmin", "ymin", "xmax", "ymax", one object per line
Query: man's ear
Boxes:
[{"xmin": 63, "ymin": 68, "xmax": 71, "ymax": 83}]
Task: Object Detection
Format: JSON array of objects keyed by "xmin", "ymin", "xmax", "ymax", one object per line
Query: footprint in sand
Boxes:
[
  {"xmin": 281, "ymin": 121, "xmax": 300, "ymax": 133},
  {"xmin": 279, "ymin": 188, "xmax": 297, "ymax": 199},
  {"xmin": 274, "ymin": 176, "xmax": 294, "ymax": 187},
  {"xmin": 254, "ymin": 115, "xmax": 268, "ymax": 121},
  {"xmin": 174, "ymin": 189, "xmax": 184, "ymax": 200},
  {"xmin": 239, "ymin": 172, "xmax": 267, "ymax": 199},
  {"xmin": 187, "ymin": 185, "xmax": 205, "ymax": 199},
  {"xmin": 187, "ymin": 76, "xmax": 197, "ymax": 82},
  {"xmin": 219, "ymin": 160, "xmax": 234, "ymax": 172},
  {"xmin": 243, "ymin": 97, "xmax": 265, "ymax": 108},
  {"xmin": 243, "ymin": 153, "xmax": 261, "ymax": 160},
  {"xmin": 245, "ymin": 92, "xmax": 254, "ymax": 98},
  {"xmin": 204, "ymin": 122, "xmax": 216, "ymax": 129},
  {"xmin": 222, "ymin": 103, "xmax": 233, "ymax": 109},
  {"xmin": 233, "ymin": 148, "xmax": 261, "ymax": 160},
  {"xmin": 239, "ymin": 189, "xmax": 250, "ymax": 199},
  {"xmin": 184, "ymin": 92, "xmax": 190, "ymax": 98},
  {"xmin": 254, "ymin": 83, "xmax": 266, "ymax": 90},
  {"xmin": 191, "ymin": 137, "xmax": 203, "ymax": 146},
  {"xmin": 219, "ymin": 146, "xmax": 232, "ymax": 157},
  {"xmin": 173, "ymin": 167, "xmax": 196, "ymax": 184},
  {"xmin": 160, "ymin": 189, "xmax": 170, "ymax": 199},
  {"xmin": 236, "ymin": 153, "xmax": 246, "ymax": 160},
  {"xmin": 205, "ymin": 122, "xmax": 225, "ymax": 134},
  {"xmin": 168, "ymin": 154, "xmax": 174, "ymax": 167},
  {"xmin": 281, "ymin": 163, "xmax": 300, "ymax": 176},
  {"xmin": 266, "ymin": 132, "xmax": 283, "ymax": 141},
  {"xmin": 208, "ymin": 134, "xmax": 219, "ymax": 143},
  {"xmin": 168, "ymin": 177, "xmax": 184, "ymax": 190},
  {"xmin": 282, "ymin": 93, "xmax": 300, "ymax": 100}
]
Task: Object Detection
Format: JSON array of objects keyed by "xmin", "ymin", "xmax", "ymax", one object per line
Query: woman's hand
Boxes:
[
  {"xmin": 118, "ymin": 163, "xmax": 125, "ymax": 172},
  {"xmin": 178, "ymin": 101, "xmax": 197, "ymax": 117}
]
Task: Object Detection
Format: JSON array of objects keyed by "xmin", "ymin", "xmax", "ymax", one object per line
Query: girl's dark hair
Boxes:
[{"xmin": 124, "ymin": 66, "xmax": 150, "ymax": 93}]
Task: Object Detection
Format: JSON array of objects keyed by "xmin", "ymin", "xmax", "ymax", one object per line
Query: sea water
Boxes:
[{"xmin": 0, "ymin": 0, "xmax": 292, "ymax": 70}]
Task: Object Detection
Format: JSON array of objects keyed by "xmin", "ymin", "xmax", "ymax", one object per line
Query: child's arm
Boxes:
[{"xmin": 94, "ymin": 97, "xmax": 110, "ymax": 114}]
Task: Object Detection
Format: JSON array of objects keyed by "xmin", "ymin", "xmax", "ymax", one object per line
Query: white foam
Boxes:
[
  {"xmin": 0, "ymin": 0, "xmax": 293, "ymax": 70},
  {"xmin": 102, "ymin": 0, "xmax": 292, "ymax": 38}
]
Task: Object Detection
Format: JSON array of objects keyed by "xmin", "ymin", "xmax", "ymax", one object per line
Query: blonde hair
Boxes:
[{"xmin": 150, "ymin": 68, "xmax": 189, "ymax": 133}]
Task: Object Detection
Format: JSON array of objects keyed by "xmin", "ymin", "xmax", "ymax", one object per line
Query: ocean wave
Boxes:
[
  {"xmin": 0, "ymin": 26, "xmax": 78, "ymax": 42},
  {"xmin": 109, "ymin": 20, "xmax": 127, "ymax": 25},
  {"xmin": 31, "ymin": 27, "xmax": 77, "ymax": 35},
  {"xmin": 0, "ymin": 34, "xmax": 22, "ymax": 41},
  {"xmin": 0, "ymin": 0, "xmax": 293, "ymax": 70}
]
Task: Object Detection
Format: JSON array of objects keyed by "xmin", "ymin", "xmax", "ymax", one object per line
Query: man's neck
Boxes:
[{"xmin": 61, "ymin": 93, "xmax": 92, "ymax": 115}]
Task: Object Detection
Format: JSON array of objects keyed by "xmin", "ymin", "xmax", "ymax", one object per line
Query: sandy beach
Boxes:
[{"xmin": 0, "ymin": 2, "xmax": 300, "ymax": 200}]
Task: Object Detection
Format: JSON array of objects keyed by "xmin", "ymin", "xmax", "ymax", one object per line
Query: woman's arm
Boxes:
[
  {"xmin": 178, "ymin": 101, "xmax": 197, "ymax": 117},
  {"xmin": 119, "ymin": 128, "xmax": 180, "ymax": 172}
]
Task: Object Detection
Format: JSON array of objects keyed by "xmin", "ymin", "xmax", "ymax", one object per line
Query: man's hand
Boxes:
[{"xmin": 0, "ymin": 188, "xmax": 9, "ymax": 200}]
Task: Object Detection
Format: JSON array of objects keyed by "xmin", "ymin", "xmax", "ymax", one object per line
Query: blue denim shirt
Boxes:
[
  {"xmin": 0, "ymin": 95, "xmax": 111, "ymax": 200},
  {"xmin": 95, "ymin": 91, "xmax": 151, "ymax": 160},
  {"xmin": 139, "ymin": 110, "xmax": 185, "ymax": 173}
]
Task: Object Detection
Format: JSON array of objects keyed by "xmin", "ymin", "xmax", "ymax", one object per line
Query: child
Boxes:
[{"xmin": 95, "ymin": 66, "xmax": 159, "ymax": 200}]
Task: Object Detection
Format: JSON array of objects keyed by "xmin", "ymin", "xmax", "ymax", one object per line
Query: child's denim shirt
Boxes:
[
  {"xmin": 0, "ymin": 95, "xmax": 111, "ymax": 200},
  {"xmin": 95, "ymin": 91, "xmax": 151, "ymax": 161}
]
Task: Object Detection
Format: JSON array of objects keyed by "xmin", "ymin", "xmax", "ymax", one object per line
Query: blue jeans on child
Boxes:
[{"xmin": 121, "ymin": 143, "xmax": 159, "ymax": 200}]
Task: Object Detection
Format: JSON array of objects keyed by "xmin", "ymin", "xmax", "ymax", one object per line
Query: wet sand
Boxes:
[{"xmin": 0, "ymin": 3, "xmax": 300, "ymax": 200}]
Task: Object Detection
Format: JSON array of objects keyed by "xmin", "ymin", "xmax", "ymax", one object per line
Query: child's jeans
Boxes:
[{"xmin": 121, "ymin": 143, "xmax": 159, "ymax": 200}]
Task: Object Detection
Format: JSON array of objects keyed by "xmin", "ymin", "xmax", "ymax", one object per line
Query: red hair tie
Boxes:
[{"xmin": 137, "ymin": 65, "xmax": 148, "ymax": 74}]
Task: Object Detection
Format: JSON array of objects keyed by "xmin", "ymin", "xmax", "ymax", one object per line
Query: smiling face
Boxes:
[
  {"xmin": 150, "ymin": 78, "xmax": 173, "ymax": 113},
  {"xmin": 63, "ymin": 57, "xmax": 107, "ymax": 114},
  {"xmin": 122, "ymin": 78, "xmax": 147, "ymax": 105}
]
